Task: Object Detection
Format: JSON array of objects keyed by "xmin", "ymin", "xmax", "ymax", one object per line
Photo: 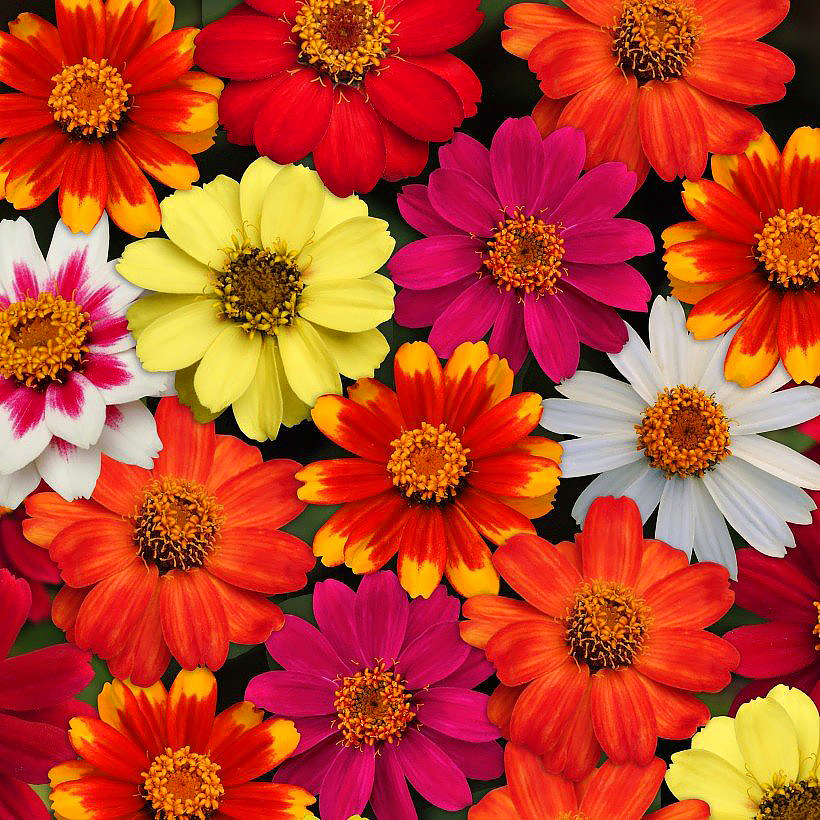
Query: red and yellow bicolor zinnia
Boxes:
[
  {"xmin": 297, "ymin": 340, "xmax": 561, "ymax": 599},
  {"xmin": 665, "ymin": 127, "xmax": 820, "ymax": 386},
  {"xmin": 461, "ymin": 496, "xmax": 739, "ymax": 781},
  {"xmin": 0, "ymin": 0, "xmax": 222, "ymax": 237},
  {"xmin": 49, "ymin": 667, "xmax": 315, "ymax": 820}
]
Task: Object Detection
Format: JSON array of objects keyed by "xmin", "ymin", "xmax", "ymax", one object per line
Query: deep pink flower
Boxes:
[
  {"xmin": 245, "ymin": 571, "xmax": 502, "ymax": 820},
  {"xmin": 0, "ymin": 569, "xmax": 93, "ymax": 819},
  {"xmin": 390, "ymin": 117, "xmax": 654, "ymax": 380}
]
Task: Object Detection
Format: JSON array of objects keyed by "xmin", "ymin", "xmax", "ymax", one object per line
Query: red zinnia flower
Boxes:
[
  {"xmin": 23, "ymin": 396, "xmax": 314, "ymax": 686},
  {"xmin": 49, "ymin": 667, "xmax": 315, "ymax": 820},
  {"xmin": 461, "ymin": 496, "xmax": 739, "ymax": 780},
  {"xmin": 297, "ymin": 340, "xmax": 561, "ymax": 599},
  {"xmin": 194, "ymin": 0, "xmax": 483, "ymax": 197},
  {"xmin": 502, "ymin": 0, "xmax": 793, "ymax": 184},
  {"xmin": 0, "ymin": 0, "xmax": 222, "ymax": 237}
]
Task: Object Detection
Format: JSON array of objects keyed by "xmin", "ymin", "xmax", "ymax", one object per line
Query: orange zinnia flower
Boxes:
[
  {"xmin": 461, "ymin": 496, "xmax": 739, "ymax": 781},
  {"xmin": 297, "ymin": 341, "xmax": 561, "ymax": 599},
  {"xmin": 502, "ymin": 0, "xmax": 793, "ymax": 183},
  {"xmin": 0, "ymin": 0, "xmax": 222, "ymax": 237},
  {"xmin": 665, "ymin": 127, "xmax": 820, "ymax": 386},
  {"xmin": 49, "ymin": 667, "xmax": 315, "ymax": 820},
  {"xmin": 23, "ymin": 396, "xmax": 314, "ymax": 686}
]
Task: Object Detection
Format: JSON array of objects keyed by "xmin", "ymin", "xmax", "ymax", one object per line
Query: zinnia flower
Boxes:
[
  {"xmin": 22, "ymin": 396, "xmax": 314, "ymax": 685},
  {"xmin": 193, "ymin": 0, "xmax": 483, "ymax": 197},
  {"xmin": 461, "ymin": 496, "xmax": 738, "ymax": 780},
  {"xmin": 120, "ymin": 158, "xmax": 395, "ymax": 440},
  {"xmin": 246, "ymin": 571, "xmax": 503, "ymax": 820},
  {"xmin": 666, "ymin": 684, "xmax": 820, "ymax": 817},
  {"xmin": 0, "ymin": 569, "xmax": 93, "ymax": 820},
  {"xmin": 0, "ymin": 504, "xmax": 58, "ymax": 621},
  {"xmin": 664, "ymin": 127, "xmax": 820, "ymax": 386},
  {"xmin": 297, "ymin": 340, "xmax": 561, "ymax": 598},
  {"xmin": 49, "ymin": 666, "xmax": 315, "ymax": 820},
  {"xmin": 391, "ymin": 118, "xmax": 653, "ymax": 379},
  {"xmin": 502, "ymin": 0, "xmax": 793, "ymax": 183},
  {"xmin": 0, "ymin": 215, "xmax": 169, "ymax": 508},
  {"xmin": 541, "ymin": 295, "xmax": 820, "ymax": 576},
  {"xmin": 0, "ymin": 0, "xmax": 222, "ymax": 237},
  {"xmin": 470, "ymin": 744, "xmax": 709, "ymax": 819}
]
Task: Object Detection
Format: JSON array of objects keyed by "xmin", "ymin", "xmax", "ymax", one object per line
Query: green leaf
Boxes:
[{"xmin": 202, "ymin": 0, "xmax": 241, "ymax": 23}]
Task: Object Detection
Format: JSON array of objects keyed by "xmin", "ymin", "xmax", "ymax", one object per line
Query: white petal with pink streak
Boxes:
[
  {"xmin": 44, "ymin": 373, "xmax": 106, "ymax": 448},
  {"xmin": 98, "ymin": 402, "xmax": 161, "ymax": 468},
  {"xmin": 35, "ymin": 439, "xmax": 102, "ymax": 501},
  {"xmin": 0, "ymin": 218, "xmax": 50, "ymax": 301}
]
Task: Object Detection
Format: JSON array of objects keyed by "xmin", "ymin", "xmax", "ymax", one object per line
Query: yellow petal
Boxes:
[
  {"xmin": 203, "ymin": 174, "xmax": 242, "ymax": 228},
  {"xmin": 128, "ymin": 293, "xmax": 196, "ymax": 336},
  {"xmin": 232, "ymin": 339, "xmax": 284, "ymax": 441},
  {"xmin": 711, "ymin": 130, "xmax": 780, "ymax": 195},
  {"xmin": 240, "ymin": 157, "xmax": 283, "ymax": 246},
  {"xmin": 277, "ymin": 317, "xmax": 341, "ymax": 406},
  {"xmin": 260, "ymin": 164, "xmax": 324, "ymax": 254},
  {"xmin": 691, "ymin": 715, "xmax": 746, "ymax": 773},
  {"xmin": 193, "ymin": 323, "xmax": 262, "ymax": 411},
  {"xmin": 118, "ymin": 238, "xmax": 211, "ymax": 293},
  {"xmin": 175, "ymin": 363, "xmax": 221, "ymax": 423},
  {"xmin": 300, "ymin": 274, "xmax": 395, "ymax": 332},
  {"xmin": 766, "ymin": 684, "xmax": 820, "ymax": 779},
  {"xmin": 301, "ymin": 216, "xmax": 394, "ymax": 282},
  {"xmin": 314, "ymin": 326, "xmax": 389, "ymax": 380},
  {"xmin": 665, "ymin": 749, "xmax": 755, "ymax": 813},
  {"xmin": 313, "ymin": 191, "xmax": 369, "ymax": 241},
  {"xmin": 272, "ymin": 342, "xmax": 311, "ymax": 427},
  {"xmin": 735, "ymin": 695, "xmax": 799, "ymax": 785}
]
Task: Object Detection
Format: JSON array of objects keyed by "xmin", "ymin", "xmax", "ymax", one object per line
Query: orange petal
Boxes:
[
  {"xmin": 0, "ymin": 30, "xmax": 56, "ymax": 96},
  {"xmin": 443, "ymin": 503, "xmax": 499, "ymax": 597},
  {"xmin": 456, "ymin": 486, "xmax": 535, "ymax": 547},
  {"xmin": 0, "ymin": 93, "xmax": 53, "ymax": 137},
  {"xmin": 129, "ymin": 88, "xmax": 218, "ymax": 134},
  {"xmin": 506, "ymin": 743, "xmax": 577, "ymax": 818},
  {"xmin": 661, "ymin": 221, "xmax": 713, "ymax": 249},
  {"xmin": 49, "ymin": 516, "xmax": 135, "ymax": 587},
  {"xmin": 394, "ymin": 341, "xmax": 445, "ymax": 427},
  {"xmin": 689, "ymin": 83, "xmax": 762, "ymax": 157},
  {"xmin": 209, "ymin": 576, "xmax": 284, "ymax": 645},
  {"xmin": 640, "ymin": 675, "xmax": 710, "ymax": 741},
  {"xmin": 778, "ymin": 289, "xmax": 820, "ymax": 384},
  {"xmin": 207, "ymin": 700, "xmax": 263, "ymax": 760},
  {"xmin": 102, "ymin": 137, "xmax": 161, "ymax": 237},
  {"xmin": 58, "ymin": 140, "xmax": 107, "ymax": 234},
  {"xmin": 502, "ymin": 3, "xmax": 579, "ymax": 59},
  {"xmin": 634, "ymin": 539, "xmax": 690, "ymax": 594},
  {"xmin": 462, "ymin": 393, "xmax": 542, "ymax": 459},
  {"xmin": 346, "ymin": 377, "xmax": 402, "ymax": 432},
  {"xmin": 104, "ymin": 0, "xmax": 175, "ymax": 66},
  {"xmin": 296, "ymin": 458, "xmax": 393, "ymax": 503},
  {"xmin": 116, "ymin": 122, "xmax": 199, "ymax": 190},
  {"xmin": 668, "ymin": 274, "xmax": 726, "ymax": 305},
  {"xmin": 781, "ymin": 125, "xmax": 820, "ymax": 213},
  {"xmin": 664, "ymin": 238, "xmax": 756, "ymax": 284},
  {"xmin": 578, "ymin": 496, "xmax": 644, "ymax": 587},
  {"xmin": 217, "ymin": 781, "xmax": 315, "ymax": 819},
  {"xmin": 681, "ymin": 177, "xmax": 763, "ymax": 243},
  {"xmin": 55, "ymin": 0, "xmax": 106, "ymax": 63},
  {"xmin": 153, "ymin": 396, "xmax": 215, "ymax": 484},
  {"xmin": 685, "ymin": 276, "xmax": 768, "ymax": 339},
  {"xmin": 643, "ymin": 563, "xmax": 733, "ymax": 629},
  {"xmin": 486, "ymin": 619, "xmax": 570, "ymax": 686},
  {"xmin": 8, "ymin": 13, "xmax": 65, "ymax": 67},
  {"xmin": 460, "ymin": 595, "xmax": 548, "ymax": 649},
  {"xmin": 530, "ymin": 26, "xmax": 616, "ymax": 98},
  {"xmin": 723, "ymin": 288, "xmax": 782, "ymax": 386},
  {"xmin": 397, "ymin": 504, "xmax": 447, "ymax": 599},
  {"xmin": 578, "ymin": 757, "xmax": 665, "ymax": 815},
  {"xmin": 487, "ymin": 683, "xmax": 522, "ymax": 739},
  {"xmin": 469, "ymin": 787, "xmax": 518, "ymax": 819},
  {"xmin": 23, "ymin": 492, "xmax": 106, "ymax": 547},
  {"xmin": 216, "ymin": 718, "xmax": 300, "ymax": 787},
  {"xmin": 122, "ymin": 27, "xmax": 197, "ymax": 94},
  {"xmin": 469, "ymin": 452, "xmax": 556, "ymax": 498}
]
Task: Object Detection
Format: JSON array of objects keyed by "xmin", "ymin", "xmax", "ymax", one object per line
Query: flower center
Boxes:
[
  {"xmin": 386, "ymin": 422, "xmax": 471, "ymax": 504},
  {"xmin": 293, "ymin": 0, "xmax": 394, "ymax": 86},
  {"xmin": 485, "ymin": 212, "xmax": 566, "ymax": 295},
  {"xmin": 609, "ymin": 0, "xmax": 701, "ymax": 83},
  {"xmin": 333, "ymin": 662, "xmax": 415, "ymax": 748},
  {"xmin": 564, "ymin": 580, "xmax": 650, "ymax": 673},
  {"xmin": 636, "ymin": 385, "xmax": 731, "ymax": 477},
  {"xmin": 213, "ymin": 247, "xmax": 304, "ymax": 335},
  {"xmin": 755, "ymin": 208, "xmax": 820, "ymax": 290},
  {"xmin": 133, "ymin": 477, "xmax": 225, "ymax": 574},
  {"xmin": 558, "ymin": 814, "xmax": 588, "ymax": 820},
  {"xmin": 48, "ymin": 58, "xmax": 131, "ymax": 138},
  {"xmin": 756, "ymin": 777, "xmax": 820, "ymax": 820},
  {"xmin": 141, "ymin": 746, "xmax": 224, "ymax": 820},
  {"xmin": 0, "ymin": 292, "xmax": 92, "ymax": 388}
]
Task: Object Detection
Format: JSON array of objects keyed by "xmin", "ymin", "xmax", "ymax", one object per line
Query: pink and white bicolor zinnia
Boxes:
[
  {"xmin": 0, "ymin": 216, "xmax": 170, "ymax": 507},
  {"xmin": 390, "ymin": 117, "xmax": 654, "ymax": 380}
]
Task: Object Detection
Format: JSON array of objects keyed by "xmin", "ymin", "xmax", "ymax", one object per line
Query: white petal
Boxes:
[
  {"xmin": 541, "ymin": 398, "xmax": 636, "ymax": 436},
  {"xmin": 0, "ymin": 462, "xmax": 40, "ymax": 508},
  {"xmin": 655, "ymin": 475, "xmax": 696, "ymax": 555},
  {"xmin": 46, "ymin": 215, "xmax": 109, "ymax": 279},
  {"xmin": 722, "ymin": 364, "xmax": 793, "ymax": 414},
  {"xmin": 649, "ymin": 295, "xmax": 686, "ymax": 386},
  {"xmin": 553, "ymin": 370, "xmax": 645, "ymax": 416},
  {"xmin": 0, "ymin": 399, "xmax": 51, "ymax": 474},
  {"xmin": 571, "ymin": 459, "xmax": 664, "ymax": 523},
  {"xmin": 97, "ymin": 402, "xmax": 161, "ymax": 467},
  {"xmin": 697, "ymin": 327, "xmax": 744, "ymax": 404},
  {"xmin": 35, "ymin": 439, "xmax": 101, "ymax": 501},
  {"xmin": 44, "ymin": 375, "xmax": 106, "ymax": 448},
  {"xmin": 88, "ymin": 261, "xmax": 143, "ymax": 315},
  {"xmin": 731, "ymin": 386, "xmax": 820, "ymax": 434},
  {"xmin": 560, "ymin": 434, "xmax": 642, "ymax": 477},
  {"xmin": 689, "ymin": 479, "xmax": 737, "ymax": 578},
  {"xmin": 0, "ymin": 217, "xmax": 50, "ymax": 297},
  {"xmin": 732, "ymin": 434, "xmax": 820, "ymax": 490},
  {"xmin": 608, "ymin": 324, "xmax": 665, "ymax": 403}
]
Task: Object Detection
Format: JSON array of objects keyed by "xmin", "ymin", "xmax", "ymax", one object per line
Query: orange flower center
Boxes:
[
  {"xmin": 755, "ymin": 208, "xmax": 820, "ymax": 290},
  {"xmin": 558, "ymin": 814, "xmax": 588, "ymax": 820},
  {"xmin": 387, "ymin": 422, "xmax": 471, "ymax": 503},
  {"xmin": 0, "ymin": 292, "xmax": 92, "ymax": 388},
  {"xmin": 564, "ymin": 580, "xmax": 650, "ymax": 672},
  {"xmin": 48, "ymin": 58, "xmax": 131, "ymax": 138},
  {"xmin": 293, "ymin": 0, "xmax": 394, "ymax": 85},
  {"xmin": 485, "ymin": 212, "xmax": 566, "ymax": 295},
  {"xmin": 609, "ymin": 0, "xmax": 701, "ymax": 84},
  {"xmin": 755, "ymin": 777, "xmax": 820, "ymax": 820},
  {"xmin": 213, "ymin": 246, "xmax": 304, "ymax": 335},
  {"xmin": 141, "ymin": 746, "xmax": 224, "ymax": 820},
  {"xmin": 636, "ymin": 385, "xmax": 731, "ymax": 477},
  {"xmin": 133, "ymin": 477, "xmax": 225, "ymax": 574},
  {"xmin": 333, "ymin": 661, "xmax": 415, "ymax": 747}
]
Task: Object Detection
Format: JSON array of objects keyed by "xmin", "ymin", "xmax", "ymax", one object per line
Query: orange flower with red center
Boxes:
[
  {"xmin": 0, "ymin": 0, "xmax": 222, "ymax": 237},
  {"xmin": 502, "ymin": 0, "xmax": 793, "ymax": 184},
  {"xmin": 665, "ymin": 127, "xmax": 820, "ymax": 386},
  {"xmin": 296, "ymin": 341, "xmax": 561, "ymax": 599},
  {"xmin": 22, "ymin": 396, "xmax": 314, "ymax": 686},
  {"xmin": 461, "ymin": 496, "xmax": 739, "ymax": 780}
]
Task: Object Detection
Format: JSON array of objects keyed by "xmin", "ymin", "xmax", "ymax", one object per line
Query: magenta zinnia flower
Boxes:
[
  {"xmin": 246, "ymin": 571, "xmax": 502, "ymax": 820},
  {"xmin": 0, "ymin": 569, "xmax": 93, "ymax": 818},
  {"xmin": 390, "ymin": 117, "xmax": 654, "ymax": 380}
]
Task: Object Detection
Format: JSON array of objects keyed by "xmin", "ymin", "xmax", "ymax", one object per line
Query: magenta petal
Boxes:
[
  {"xmin": 562, "ymin": 218, "xmax": 655, "ymax": 264},
  {"xmin": 438, "ymin": 132, "xmax": 494, "ymax": 192},
  {"xmin": 427, "ymin": 169, "xmax": 501, "ymax": 237},
  {"xmin": 272, "ymin": 736, "xmax": 342, "ymax": 793},
  {"xmin": 15, "ymin": 698, "xmax": 94, "ymax": 731},
  {"xmin": 490, "ymin": 117, "xmax": 547, "ymax": 213},
  {"xmin": 0, "ymin": 645, "xmax": 92, "ymax": 712},
  {"xmin": 370, "ymin": 744, "xmax": 417, "ymax": 820},
  {"xmin": 397, "ymin": 622, "xmax": 470, "ymax": 689},
  {"xmin": 244, "ymin": 671, "xmax": 336, "ymax": 716},
  {"xmin": 394, "ymin": 282, "xmax": 465, "ymax": 329},
  {"xmin": 0, "ymin": 516, "xmax": 57, "ymax": 584},
  {"xmin": 394, "ymin": 729, "xmax": 472, "ymax": 811},
  {"xmin": 421, "ymin": 729, "xmax": 504, "ymax": 780},
  {"xmin": 312, "ymin": 579, "xmax": 363, "ymax": 667},
  {"xmin": 0, "ymin": 713, "xmax": 73, "ymax": 783},
  {"xmin": 355, "ymin": 571, "xmax": 409, "ymax": 664},
  {"xmin": 265, "ymin": 616, "xmax": 347, "ymax": 680},
  {"xmin": 404, "ymin": 585, "xmax": 459, "ymax": 647},
  {"xmin": 397, "ymin": 184, "xmax": 460, "ymax": 237},
  {"xmin": 549, "ymin": 162, "xmax": 638, "ymax": 226},
  {"xmin": 437, "ymin": 647, "xmax": 495, "ymax": 688},
  {"xmin": 291, "ymin": 715, "xmax": 338, "ymax": 755},
  {"xmin": 428, "ymin": 277, "xmax": 503, "ymax": 358},
  {"xmin": 725, "ymin": 622, "xmax": 818, "ymax": 677},
  {"xmin": 416, "ymin": 687, "xmax": 500, "ymax": 742},
  {"xmin": 558, "ymin": 287, "xmax": 629, "ymax": 353},
  {"xmin": 524, "ymin": 293, "xmax": 580, "ymax": 382},
  {"xmin": 564, "ymin": 262, "xmax": 652, "ymax": 311},
  {"xmin": 489, "ymin": 296, "xmax": 529, "ymax": 372},
  {"xmin": 0, "ymin": 571, "xmax": 30, "ymax": 657},
  {"xmin": 540, "ymin": 126, "xmax": 587, "ymax": 211},
  {"xmin": 0, "ymin": 772, "xmax": 51, "ymax": 820},
  {"xmin": 389, "ymin": 235, "xmax": 483, "ymax": 289},
  {"xmin": 318, "ymin": 744, "xmax": 375, "ymax": 820}
]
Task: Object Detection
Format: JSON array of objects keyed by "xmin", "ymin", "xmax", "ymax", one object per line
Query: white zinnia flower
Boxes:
[{"xmin": 541, "ymin": 296, "xmax": 820, "ymax": 577}]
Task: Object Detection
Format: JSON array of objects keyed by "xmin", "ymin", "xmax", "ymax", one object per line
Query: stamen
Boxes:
[
  {"xmin": 755, "ymin": 208, "xmax": 820, "ymax": 290},
  {"xmin": 141, "ymin": 746, "xmax": 224, "ymax": 820},
  {"xmin": 755, "ymin": 776, "xmax": 820, "ymax": 820}
]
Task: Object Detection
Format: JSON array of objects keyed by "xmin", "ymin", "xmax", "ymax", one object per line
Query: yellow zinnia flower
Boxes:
[
  {"xmin": 119, "ymin": 159, "xmax": 395, "ymax": 440},
  {"xmin": 666, "ymin": 684, "xmax": 820, "ymax": 817}
]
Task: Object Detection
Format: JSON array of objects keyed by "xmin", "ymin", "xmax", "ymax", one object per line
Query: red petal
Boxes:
[
  {"xmin": 5, "ymin": 128, "xmax": 71, "ymax": 211},
  {"xmin": 461, "ymin": 393, "xmax": 542, "ymax": 459},
  {"xmin": 209, "ymin": 576, "xmax": 284, "ymax": 645},
  {"xmin": 486, "ymin": 619, "xmax": 570, "ymax": 686},
  {"xmin": 49, "ymin": 517, "xmax": 135, "ymax": 588},
  {"xmin": 690, "ymin": 85, "xmax": 762, "ymax": 156},
  {"xmin": 123, "ymin": 27, "xmax": 197, "ymax": 94},
  {"xmin": 461, "ymin": 595, "xmax": 549, "ymax": 649},
  {"xmin": 380, "ymin": 116, "xmax": 429, "ymax": 181},
  {"xmin": 165, "ymin": 667, "xmax": 217, "ymax": 752},
  {"xmin": 7, "ymin": 13, "xmax": 64, "ymax": 68},
  {"xmin": 129, "ymin": 89, "xmax": 218, "ymax": 133},
  {"xmin": 643, "ymin": 563, "xmax": 733, "ymax": 628},
  {"xmin": 67, "ymin": 716, "xmax": 148, "ymax": 781},
  {"xmin": 309, "ymin": 395, "xmax": 394, "ymax": 461},
  {"xmin": 393, "ymin": 341, "xmax": 445, "ymax": 427},
  {"xmin": 724, "ymin": 621, "xmax": 818, "ymax": 677},
  {"xmin": 723, "ymin": 287, "xmax": 782, "ymax": 386},
  {"xmin": 456, "ymin": 486, "xmax": 535, "ymax": 546},
  {"xmin": 391, "ymin": 0, "xmax": 483, "ymax": 56},
  {"xmin": 218, "ymin": 76, "xmax": 279, "ymax": 145},
  {"xmin": 116, "ymin": 122, "xmax": 199, "ymax": 189},
  {"xmin": 396, "ymin": 504, "xmax": 447, "ymax": 599},
  {"xmin": 56, "ymin": 0, "xmax": 106, "ymax": 62},
  {"xmin": 686, "ymin": 276, "xmax": 768, "ymax": 339},
  {"xmin": 781, "ymin": 126, "xmax": 820, "ymax": 213},
  {"xmin": 0, "ymin": 93, "xmax": 52, "ymax": 137},
  {"xmin": 154, "ymin": 397, "xmax": 216, "ymax": 484},
  {"xmin": 778, "ymin": 289, "xmax": 820, "ymax": 385},
  {"xmin": 410, "ymin": 53, "xmax": 482, "ymax": 119},
  {"xmin": 0, "ymin": 31, "xmax": 59, "ymax": 96},
  {"xmin": 102, "ymin": 137, "xmax": 161, "ymax": 237},
  {"xmin": 681, "ymin": 177, "xmax": 763, "ymax": 243},
  {"xmin": 641, "ymin": 675, "xmax": 710, "ymax": 740},
  {"xmin": 58, "ymin": 141, "xmax": 107, "ymax": 234},
  {"xmin": 104, "ymin": 0, "xmax": 175, "ymax": 66}
]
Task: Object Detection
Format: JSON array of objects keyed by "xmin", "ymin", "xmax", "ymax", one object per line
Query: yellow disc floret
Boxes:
[
  {"xmin": 141, "ymin": 746, "xmax": 224, "ymax": 820},
  {"xmin": 756, "ymin": 207, "xmax": 820, "ymax": 290}
]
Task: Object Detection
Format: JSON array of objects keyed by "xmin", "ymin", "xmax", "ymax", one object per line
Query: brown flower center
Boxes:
[
  {"xmin": 48, "ymin": 58, "xmax": 131, "ymax": 138},
  {"xmin": 756, "ymin": 777, "xmax": 820, "ymax": 820},
  {"xmin": 133, "ymin": 477, "xmax": 225, "ymax": 574},
  {"xmin": 485, "ymin": 212, "xmax": 566, "ymax": 295},
  {"xmin": 141, "ymin": 746, "xmax": 224, "ymax": 820},
  {"xmin": 609, "ymin": 0, "xmax": 701, "ymax": 84},
  {"xmin": 636, "ymin": 385, "xmax": 731, "ymax": 477},
  {"xmin": 334, "ymin": 662, "xmax": 415, "ymax": 747},
  {"xmin": 565, "ymin": 580, "xmax": 650, "ymax": 672},
  {"xmin": 0, "ymin": 292, "xmax": 92, "ymax": 388},
  {"xmin": 387, "ymin": 422, "xmax": 471, "ymax": 503},
  {"xmin": 293, "ymin": 0, "xmax": 394, "ymax": 85},
  {"xmin": 755, "ymin": 208, "xmax": 820, "ymax": 290},
  {"xmin": 213, "ymin": 246, "xmax": 304, "ymax": 335}
]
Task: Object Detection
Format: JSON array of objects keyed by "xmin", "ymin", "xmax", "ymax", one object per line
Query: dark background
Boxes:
[{"xmin": 4, "ymin": 0, "xmax": 820, "ymax": 814}]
